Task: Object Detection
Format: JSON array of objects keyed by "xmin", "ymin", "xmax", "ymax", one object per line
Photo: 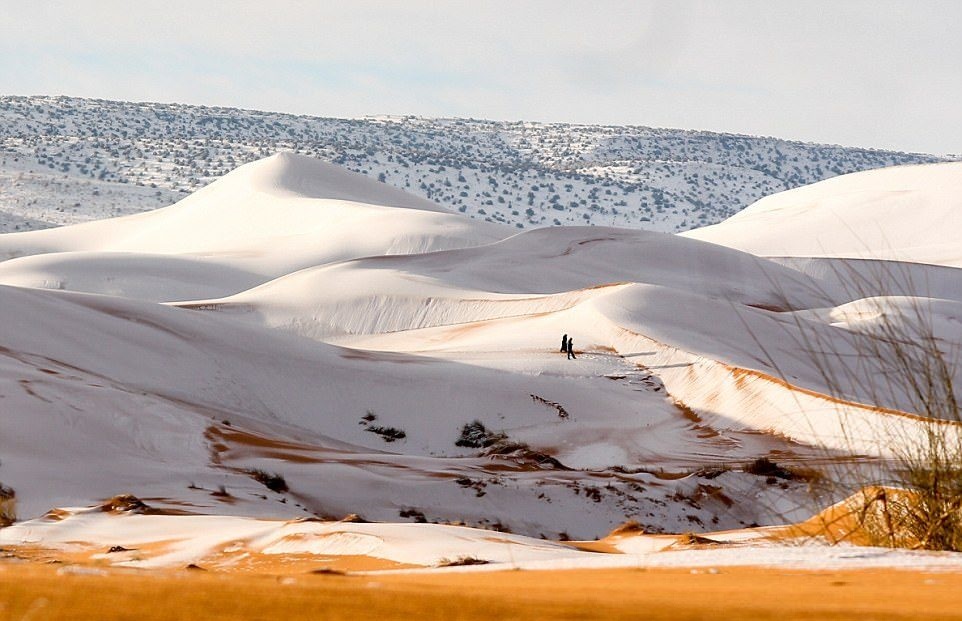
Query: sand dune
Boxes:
[
  {"xmin": 0, "ymin": 153, "xmax": 508, "ymax": 300},
  {"xmin": 684, "ymin": 162, "xmax": 962, "ymax": 266},
  {"xmin": 1, "ymin": 154, "xmax": 960, "ymax": 563}
]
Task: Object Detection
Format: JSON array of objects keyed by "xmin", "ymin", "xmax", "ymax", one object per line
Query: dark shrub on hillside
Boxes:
[
  {"xmin": 455, "ymin": 420, "xmax": 505, "ymax": 448},
  {"xmin": 247, "ymin": 469, "xmax": 289, "ymax": 493},
  {"xmin": 744, "ymin": 458, "xmax": 794, "ymax": 480},
  {"xmin": 366, "ymin": 425, "xmax": 406, "ymax": 442}
]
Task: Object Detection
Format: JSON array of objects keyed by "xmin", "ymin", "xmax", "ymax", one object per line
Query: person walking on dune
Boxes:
[
  {"xmin": 567, "ymin": 337, "xmax": 576, "ymax": 360},
  {"xmin": 561, "ymin": 334, "xmax": 568, "ymax": 353}
]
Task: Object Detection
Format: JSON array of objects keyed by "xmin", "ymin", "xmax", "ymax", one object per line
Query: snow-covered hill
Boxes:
[{"xmin": 0, "ymin": 95, "xmax": 949, "ymax": 233}]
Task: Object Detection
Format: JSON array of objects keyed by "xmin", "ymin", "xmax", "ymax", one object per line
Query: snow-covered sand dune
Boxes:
[
  {"xmin": 174, "ymin": 226, "xmax": 825, "ymax": 339},
  {"xmin": 7, "ymin": 507, "xmax": 962, "ymax": 574},
  {"xmin": 683, "ymin": 162, "xmax": 962, "ymax": 266},
  {"xmin": 0, "ymin": 281, "xmax": 803, "ymax": 534},
  {"xmin": 1, "ymin": 154, "xmax": 960, "ymax": 554},
  {"xmin": 0, "ymin": 153, "xmax": 508, "ymax": 300}
]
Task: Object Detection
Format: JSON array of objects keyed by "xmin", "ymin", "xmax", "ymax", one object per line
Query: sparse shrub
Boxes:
[
  {"xmin": 530, "ymin": 394, "xmax": 570, "ymax": 419},
  {"xmin": 99, "ymin": 494, "xmax": 154, "ymax": 514},
  {"xmin": 691, "ymin": 465, "xmax": 730, "ymax": 479},
  {"xmin": 399, "ymin": 508, "xmax": 427, "ymax": 523},
  {"xmin": 437, "ymin": 555, "xmax": 490, "ymax": 567},
  {"xmin": 455, "ymin": 420, "xmax": 505, "ymax": 448},
  {"xmin": 764, "ymin": 261, "xmax": 962, "ymax": 551},
  {"xmin": 453, "ymin": 476, "xmax": 487, "ymax": 497},
  {"xmin": 247, "ymin": 469, "xmax": 289, "ymax": 493},
  {"xmin": 482, "ymin": 439, "xmax": 570, "ymax": 471},
  {"xmin": 744, "ymin": 458, "xmax": 794, "ymax": 480},
  {"xmin": 360, "ymin": 411, "xmax": 405, "ymax": 442},
  {"xmin": 0, "ymin": 484, "xmax": 15, "ymax": 526},
  {"xmin": 365, "ymin": 425, "xmax": 406, "ymax": 442}
]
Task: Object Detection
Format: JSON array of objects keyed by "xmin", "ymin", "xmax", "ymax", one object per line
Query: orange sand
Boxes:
[{"xmin": 3, "ymin": 561, "xmax": 962, "ymax": 620}]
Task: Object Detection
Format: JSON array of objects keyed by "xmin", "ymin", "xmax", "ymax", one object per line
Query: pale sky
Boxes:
[{"xmin": 1, "ymin": 1, "xmax": 959, "ymax": 154}]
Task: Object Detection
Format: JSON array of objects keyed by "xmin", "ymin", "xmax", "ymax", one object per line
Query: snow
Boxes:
[
  {"xmin": 684, "ymin": 162, "xmax": 962, "ymax": 266},
  {"xmin": 0, "ymin": 152, "xmax": 960, "ymax": 568},
  {"xmin": 0, "ymin": 153, "xmax": 508, "ymax": 301},
  {"xmin": 4, "ymin": 510, "xmax": 962, "ymax": 574},
  {"xmin": 0, "ymin": 509, "xmax": 590, "ymax": 569}
]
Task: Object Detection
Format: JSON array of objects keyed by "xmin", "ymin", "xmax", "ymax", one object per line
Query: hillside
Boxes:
[{"xmin": 0, "ymin": 95, "xmax": 949, "ymax": 234}]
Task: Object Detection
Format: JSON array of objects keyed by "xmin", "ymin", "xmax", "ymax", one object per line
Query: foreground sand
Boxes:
[{"xmin": 3, "ymin": 562, "xmax": 962, "ymax": 621}]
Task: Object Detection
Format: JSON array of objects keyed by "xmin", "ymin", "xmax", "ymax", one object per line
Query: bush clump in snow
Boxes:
[
  {"xmin": 744, "ymin": 458, "xmax": 795, "ymax": 481},
  {"xmin": 99, "ymin": 494, "xmax": 156, "ymax": 514},
  {"xmin": 399, "ymin": 508, "xmax": 428, "ymax": 523},
  {"xmin": 455, "ymin": 422, "xmax": 570, "ymax": 470},
  {"xmin": 455, "ymin": 420, "xmax": 506, "ymax": 448},
  {"xmin": 247, "ymin": 469, "xmax": 289, "ymax": 493},
  {"xmin": 437, "ymin": 555, "xmax": 490, "ymax": 567},
  {"xmin": 744, "ymin": 458, "xmax": 821, "ymax": 485},
  {"xmin": 359, "ymin": 411, "xmax": 406, "ymax": 442},
  {"xmin": 365, "ymin": 425, "xmax": 407, "ymax": 442},
  {"xmin": 483, "ymin": 440, "xmax": 571, "ymax": 471}
]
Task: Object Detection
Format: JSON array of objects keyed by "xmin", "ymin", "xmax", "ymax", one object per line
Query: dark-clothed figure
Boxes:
[
  {"xmin": 567, "ymin": 337, "xmax": 576, "ymax": 360},
  {"xmin": 561, "ymin": 334, "xmax": 568, "ymax": 353}
]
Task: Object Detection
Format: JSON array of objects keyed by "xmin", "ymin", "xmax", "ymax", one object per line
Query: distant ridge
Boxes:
[{"xmin": 0, "ymin": 95, "xmax": 950, "ymax": 233}]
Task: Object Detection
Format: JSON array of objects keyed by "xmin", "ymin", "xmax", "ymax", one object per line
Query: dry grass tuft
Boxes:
[
  {"xmin": 436, "ymin": 555, "xmax": 491, "ymax": 567},
  {"xmin": 607, "ymin": 520, "xmax": 646, "ymax": 537},
  {"xmin": 98, "ymin": 494, "xmax": 157, "ymax": 515},
  {"xmin": 0, "ymin": 484, "xmax": 15, "ymax": 526},
  {"xmin": 760, "ymin": 259, "xmax": 962, "ymax": 551}
]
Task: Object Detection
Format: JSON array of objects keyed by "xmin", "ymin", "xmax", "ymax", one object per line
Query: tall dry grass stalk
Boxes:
[{"xmin": 756, "ymin": 257, "xmax": 962, "ymax": 550}]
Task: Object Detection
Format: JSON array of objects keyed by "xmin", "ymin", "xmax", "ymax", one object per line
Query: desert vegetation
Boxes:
[
  {"xmin": 455, "ymin": 420, "xmax": 506, "ymax": 448},
  {"xmin": 766, "ymin": 262, "xmax": 962, "ymax": 551},
  {"xmin": 0, "ymin": 483, "xmax": 15, "ymax": 526},
  {"xmin": 360, "ymin": 412, "xmax": 407, "ymax": 442},
  {"xmin": 246, "ymin": 469, "xmax": 289, "ymax": 494}
]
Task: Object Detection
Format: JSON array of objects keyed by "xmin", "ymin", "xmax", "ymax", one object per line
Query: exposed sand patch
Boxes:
[
  {"xmin": 3, "ymin": 540, "xmax": 418, "ymax": 574},
  {"xmin": 3, "ymin": 562, "xmax": 962, "ymax": 621}
]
